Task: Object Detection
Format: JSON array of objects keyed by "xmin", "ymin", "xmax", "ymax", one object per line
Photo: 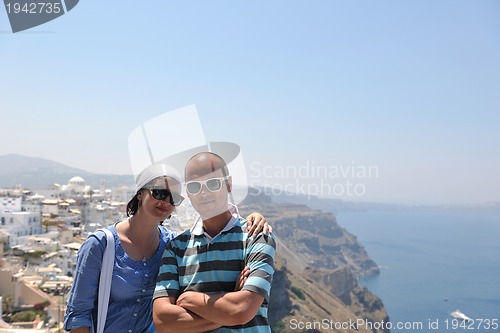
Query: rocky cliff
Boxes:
[{"xmin": 241, "ymin": 193, "xmax": 390, "ymax": 333}]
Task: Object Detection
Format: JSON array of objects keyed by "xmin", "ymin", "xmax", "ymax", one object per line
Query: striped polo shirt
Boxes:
[{"xmin": 154, "ymin": 213, "xmax": 276, "ymax": 332}]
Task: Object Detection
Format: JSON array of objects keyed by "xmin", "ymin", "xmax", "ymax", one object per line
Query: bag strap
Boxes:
[{"xmin": 95, "ymin": 228, "xmax": 115, "ymax": 333}]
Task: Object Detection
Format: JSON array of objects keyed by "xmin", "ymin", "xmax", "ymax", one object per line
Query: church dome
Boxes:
[{"xmin": 69, "ymin": 176, "xmax": 85, "ymax": 185}]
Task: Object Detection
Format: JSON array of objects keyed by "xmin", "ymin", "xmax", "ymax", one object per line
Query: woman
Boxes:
[{"xmin": 64, "ymin": 163, "xmax": 269, "ymax": 333}]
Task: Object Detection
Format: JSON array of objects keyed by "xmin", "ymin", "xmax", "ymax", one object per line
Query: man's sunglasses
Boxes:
[
  {"xmin": 146, "ymin": 188, "xmax": 184, "ymax": 206},
  {"xmin": 185, "ymin": 176, "xmax": 230, "ymax": 195}
]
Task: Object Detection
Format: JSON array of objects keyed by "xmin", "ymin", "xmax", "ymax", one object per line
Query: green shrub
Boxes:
[
  {"xmin": 11, "ymin": 310, "xmax": 46, "ymax": 323},
  {"xmin": 291, "ymin": 285, "xmax": 306, "ymax": 300},
  {"xmin": 272, "ymin": 320, "xmax": 286, "ymax": 333}
]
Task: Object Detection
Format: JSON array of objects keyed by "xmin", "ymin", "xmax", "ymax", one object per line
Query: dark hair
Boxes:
[
  {"xmin": 126, "ymin": 189, "xmax": 167, "ymax": 225},
  {"xmin": 126, "ymin": 192, "xmax": 141, "ymax": 217}
]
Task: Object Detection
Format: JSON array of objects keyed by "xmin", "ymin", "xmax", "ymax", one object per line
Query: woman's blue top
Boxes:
[{"xmin": 64, "ymin": 224, "xmax": 177, "ymax": 333}]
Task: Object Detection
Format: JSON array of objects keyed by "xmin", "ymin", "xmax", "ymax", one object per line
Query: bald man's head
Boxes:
[
  {"xmin": 184, "ymin": 152, "xmax": 232, "ymax": 220},
  {"xmin": 185, "ymin": 152, "xmax": 229, "ymax": 182}
]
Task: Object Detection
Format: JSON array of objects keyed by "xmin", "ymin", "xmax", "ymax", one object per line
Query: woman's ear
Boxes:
[{"xmin": 226, "ymin": 176, "xmax": 233, "ymax": 193}]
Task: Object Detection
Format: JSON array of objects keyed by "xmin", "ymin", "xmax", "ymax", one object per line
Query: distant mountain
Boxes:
[
  {"xmin": 269, "ymin": 190, "xmax": 407, "ymax": 213},
  {"xmin": 0, "ymin": 153, "xmax": 89, "ymax": 175},
  {"xmin": 0, "ymin": 154, "xmax": 133, "ymax": 189},
  {"xmin": 262, "ymin": 187, "xmax": 500, "ymax": 214}
]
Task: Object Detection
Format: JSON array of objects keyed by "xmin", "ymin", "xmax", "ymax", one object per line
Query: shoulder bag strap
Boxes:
[{"xmin": 95, "ymin": 228, "xmax": 115, "ymax": 333}]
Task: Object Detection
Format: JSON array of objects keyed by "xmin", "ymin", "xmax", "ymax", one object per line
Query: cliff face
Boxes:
[
  {"xmin": 241, "ymin": 197, "xmax": 389, "ymax": 333},
  {"xmin": 244, "ymin": 201, "xmax": 379, "ymax": 279}
]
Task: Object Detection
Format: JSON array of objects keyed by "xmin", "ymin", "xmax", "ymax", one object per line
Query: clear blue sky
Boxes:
[{"xmin": 1, "ymin": 1, "xmax": 499, "ymax": 205}]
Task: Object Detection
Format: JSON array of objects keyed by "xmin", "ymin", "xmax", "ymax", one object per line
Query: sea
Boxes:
[{"xmin": 336, "ymin": 209, "xmax": 500, "ymax": 333}]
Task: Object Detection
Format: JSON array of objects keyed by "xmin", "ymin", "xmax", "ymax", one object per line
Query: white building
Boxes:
[
  {"xmin": 0, "ymin": 197, "xmax": 22, "ymax": 211},
  {"xmin": 60, "ymin": 176, "xmax": 91, "ymax": 195},
  {"xmin": 111, "ymin": 185, "xmax": 135, "ymax": 203},
  {"xmin": 0, "ymin": 211, "xmax": 43, "ymax": 247},
  {"xmin": 0, "ymin": 195, "xmax": 43, "ymax": 247}
]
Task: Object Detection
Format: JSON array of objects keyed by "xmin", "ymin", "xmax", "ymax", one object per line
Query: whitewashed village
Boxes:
[{"xmin": 0, "ymin": 176, "xmax": 192, "ymax": 332}]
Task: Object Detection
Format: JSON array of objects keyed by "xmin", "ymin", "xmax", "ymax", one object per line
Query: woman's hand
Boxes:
[{"xmin": 245, "ymin": 212, "xmax": 273, "ymax": 236}]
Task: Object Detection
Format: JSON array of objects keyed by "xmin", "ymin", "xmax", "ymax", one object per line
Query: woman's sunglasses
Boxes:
[
  {"xmin": 185, "ymin": 176, "xmax": 230, "ymax": 195},
  {"xmin": 145, "ymin": 188, "xmax": 184, "ymax": 206}
]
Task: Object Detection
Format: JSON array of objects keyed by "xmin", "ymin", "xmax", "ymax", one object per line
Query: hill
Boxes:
[
  {"xmin": 268, "ymin": 187, "xmax": 500, "ymax": 214},
  {"xmin": 0, "ymin": 154, "xmax": 133, "ymax": 189}
]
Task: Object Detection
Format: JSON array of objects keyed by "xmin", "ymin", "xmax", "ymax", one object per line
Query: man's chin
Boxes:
[{"xmin": 198, "ymin": 209, "xmax": 228, "ymax": 221}]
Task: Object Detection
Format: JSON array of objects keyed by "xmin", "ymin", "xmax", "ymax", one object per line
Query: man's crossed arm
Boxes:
[{"xmin": 152, "ymin": 289, "xmax": 264, "ymax": 333}]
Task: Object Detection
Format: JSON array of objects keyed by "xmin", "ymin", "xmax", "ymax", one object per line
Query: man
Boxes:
[{"xmin": 153, "ymin": 152, "xmax": 276, "ymax": 333}]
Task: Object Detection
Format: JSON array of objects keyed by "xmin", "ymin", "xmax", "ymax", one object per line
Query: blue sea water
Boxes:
[{"xmin": 337, "ymin": 209, "xmax": 500, "ymax": 333}]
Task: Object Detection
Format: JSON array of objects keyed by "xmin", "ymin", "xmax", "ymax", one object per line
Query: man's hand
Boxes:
[
  {"xmin": 153, "ymin": 296, "xmax": 220, "ymax": 333},
  {"xmin": 234, "ymin": 266, "xmax": 250, "ymax": 291}
]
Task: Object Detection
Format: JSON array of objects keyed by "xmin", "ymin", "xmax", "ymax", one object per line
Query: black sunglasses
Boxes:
[{"xmin": 145, "ymin": 188, "xmax": 184, "ymax": 206}]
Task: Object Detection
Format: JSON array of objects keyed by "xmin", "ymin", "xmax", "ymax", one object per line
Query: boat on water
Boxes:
[{"xmin": 450, "ymin": 309, "xmax": 472, "ymax": 321}]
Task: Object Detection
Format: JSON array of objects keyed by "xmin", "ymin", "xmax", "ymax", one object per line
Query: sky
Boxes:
[{"xmin": 1, "ymin": 1, "xmax": 499, "ymax": 205}]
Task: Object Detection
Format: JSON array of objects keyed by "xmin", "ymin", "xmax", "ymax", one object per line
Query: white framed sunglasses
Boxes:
[{"xmin": 185, "ymin": 176, "xmax": 230, "ymax": 195}]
